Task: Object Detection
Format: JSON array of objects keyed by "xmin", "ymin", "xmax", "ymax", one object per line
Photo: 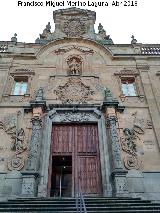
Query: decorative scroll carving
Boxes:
[
  {"xmin": 59, "ymin": 113, "xmax": 90, "ymax": 122},
  {"xmin": 55, "ymin": 77, "xmax": 95, "ymax": 104},
  {"xmin": 54, "ymin": 46, "xmax": 94, "ymax": 55},
  {"xmin": 0, "ymin": 112, "xmax": 27, "ymax": 171},
  {"xmin": 26, "ymin": 117, "xmax": 42, "ymax": 171},
  {"xmin": 121, "ymin": 128, "xmax": 137, "ymax": 156},
  {"xmin": 121, "ymin": 113, "xmax": 144, "ymax": 170},
  {"xmin": 11, "ymin": 128, "xmax": 26, "ymax": 154},
  {"xmin": 63, "ymin": 18, "xmax": 87, "ymax": 37},
  {"xmin": 0, "ymin": 114, "xmax": 17, "ymax": 136},
  {"xmin": 8, "ymin": 155, "xmax": 25, "ymax": 171},
  {"xmin": 123, "ymin": 155, "xmax": 140, "ymax": 170}
]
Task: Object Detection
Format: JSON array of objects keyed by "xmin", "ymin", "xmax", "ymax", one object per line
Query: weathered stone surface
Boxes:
[{"xmin": 0, "ymin": 7, "xmax": 160, "ymax": 201}]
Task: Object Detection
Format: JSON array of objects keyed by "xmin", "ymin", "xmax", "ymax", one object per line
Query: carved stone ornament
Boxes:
[
  {"xmin": 59, "ymin": 113, "xmax": 90, "ymax": 122},
  {"xmin": 0, "ymin": 112, "xmax": 26, "ymax": 171},
  {"xmin": 54, "ymin": 46, "xmax": 94, "ymax": 55},
  {"xmin": 8, "ymin": 155, "xmax": 25, "ymax": 171},
  {"xmin": 121, "ymin": 114, "xmax": 145, "ymax": 170},
  {"xmin": 114, "ymin": 68, "xmax": 139, "ymax": 76},
  {"xmin": 123, "ymin": 155, "xmax": 140, "ymax": 170},
  {"xmin": 63, "ymin": 18, "xmax": 87, "ymax": 37},
  {"xmin": 67, "ymin": 57, "xmax": 82, "ymax": 76},
  {"xmin": 121, "ymin": 128, "xmax": 137, "ymax": 156},
  {"xmin": 55, "ymin": 77, "xmax": 95, "ymax": 104}
]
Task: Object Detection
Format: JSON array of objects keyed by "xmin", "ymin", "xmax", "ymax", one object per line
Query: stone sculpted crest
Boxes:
[
  {"xmin": 63, "ymin": 18, "xmax": 87, "ymax": 37},
  {"xmin": 55, "ymin": 77, "xmax": 94, "ymax": 104}
]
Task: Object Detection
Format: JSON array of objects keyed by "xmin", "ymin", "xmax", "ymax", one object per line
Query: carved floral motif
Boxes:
[{"xmin": 55, "ymin": 77, "xmax": 95, "ymax": 104}]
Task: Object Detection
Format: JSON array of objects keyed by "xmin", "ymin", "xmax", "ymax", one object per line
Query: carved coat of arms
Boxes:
[{"xmin": 55, "ymin": 77, "xmax": 95, "ymax": 104}]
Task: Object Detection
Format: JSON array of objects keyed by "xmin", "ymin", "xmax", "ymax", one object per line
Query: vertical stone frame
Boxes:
[{"xmin": 37, "ymin": 107, "xmax": 112, "ymax": 197}]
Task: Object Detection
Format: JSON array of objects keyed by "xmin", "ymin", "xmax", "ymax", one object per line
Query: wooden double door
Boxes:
[{"xmin": 48, "ymin": 123, "xmax": 102, "ymax": 197}]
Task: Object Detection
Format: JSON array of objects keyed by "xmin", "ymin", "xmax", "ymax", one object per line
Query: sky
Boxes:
[{"xmin": 0, "ymin": 0, "xmax": 159, "ymax": 44}]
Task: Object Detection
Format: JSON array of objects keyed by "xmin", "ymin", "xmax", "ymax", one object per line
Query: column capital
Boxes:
[{"xmin": 102, "ymin": 100, "xmax": 125, "ymax": 113}]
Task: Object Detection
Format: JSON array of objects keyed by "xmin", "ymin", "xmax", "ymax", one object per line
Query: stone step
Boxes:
[
  {"xmin": 4, "ymin": 200, "xmax": 152, "ymax": 204},
  {"xmin": 0, "ymin": 205, "xmax": 160, "ymax": 211},
  {"xmin": 0, "ymin": 211, "xmax": 160, "ymax": 213},
  {"xmin": 0, "ymin": 202, "xmax": 157, "ymax": 207},
  {"xmin": 0, "ymin": 197, "xmax": 159, "ymax": 213}
]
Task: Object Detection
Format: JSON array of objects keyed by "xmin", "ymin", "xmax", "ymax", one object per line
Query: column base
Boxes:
[
  {"xmin": 111, "ymin": 169, "xmax": 129, "ymax": 197},
  {"xmin": 21, "ymin": 172, "xmax": 39, "ymax": 197}
]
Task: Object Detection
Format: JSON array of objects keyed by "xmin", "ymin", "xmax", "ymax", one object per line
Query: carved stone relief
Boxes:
[
  {"xmin": 54, "ymin": 77, "xmax": 95, "ymax": 104},
  {"xmin": 63, "ymin": 18, "xmax": 87, "ymax": 37},
  {"xmin": 54, "ymin": 45, "xmax": 94, "ymax": 55},
  {"xmin": 58, "ymin": 112, "xmax": 90, "ymax": 122},
  {"xmin": 121, "ymin": 112, "xmax": 145, "ymax": 170},
  {"xmin": 67, "ymin": 56, "xmax": 82, "ymax": 76},
  {"xmin": 0, "ymin": 112, "xmax": 27, "ymax": 171}
]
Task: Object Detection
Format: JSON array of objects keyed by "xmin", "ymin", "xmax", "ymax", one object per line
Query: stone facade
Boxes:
[{"xmin": 0, "ymin": 7, "xmax": 160, "ymax": 201}]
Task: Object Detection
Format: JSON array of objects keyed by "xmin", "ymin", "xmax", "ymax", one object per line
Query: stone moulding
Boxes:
[
  {"xmin": 54, "ymin": 45, "xmax": 94, "ymax": 55},
  {"xmin": 114, "ymin": 69, "xmax": 139, "ymax": 76},
  {"xmin": 48, "ymin": 108, "xmax": 101, "ymax": 121}
]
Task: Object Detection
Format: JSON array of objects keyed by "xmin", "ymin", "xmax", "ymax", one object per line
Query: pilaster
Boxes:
[
  {"xmin": 21, "ymin": 88, "xmax": 46, "ymax": 197},
  {"xmin": 102, "ymin": 97, "xmax": 128, "ymax": 197}
]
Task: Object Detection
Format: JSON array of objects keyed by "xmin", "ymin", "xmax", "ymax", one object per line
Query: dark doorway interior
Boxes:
[{"xmin": 50, "ymin": 156, "xmax": 72, "ymax": 197}]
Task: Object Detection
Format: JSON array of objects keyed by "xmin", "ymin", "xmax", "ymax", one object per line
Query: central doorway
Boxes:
[{"xmin": 48, "ymin": 123, "xmax": 102, "ymax": 197}]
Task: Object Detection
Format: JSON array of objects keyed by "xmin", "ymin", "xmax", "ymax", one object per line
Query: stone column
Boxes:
[
  {"xmin": 104, "ymin": 105, "xmax": 128, "ymax": 197},
  {"xmin": 26, "ymin": 116, "xmax": 42, "ymax": 171},
  {"xmin": 21, "ymin": 88, "xmax": 46, "ymax": 197}
]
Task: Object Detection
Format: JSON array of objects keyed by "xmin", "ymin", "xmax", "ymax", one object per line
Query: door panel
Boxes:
[
  {"xmin": 52, "ymin": 125, "xmax": 73, "ymax": 154},
  {"xmin": 50, "ymin": 123, "xmax": 102, "ymax": 196},
  {"xmin": 77, "ymin": 156, "xmax": 101, "ymax": 195}
]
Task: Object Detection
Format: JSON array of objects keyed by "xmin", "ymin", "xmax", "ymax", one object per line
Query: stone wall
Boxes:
[{"xmin": 0, "ymin": 8, "xmax": 160, "ymax": 200}]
